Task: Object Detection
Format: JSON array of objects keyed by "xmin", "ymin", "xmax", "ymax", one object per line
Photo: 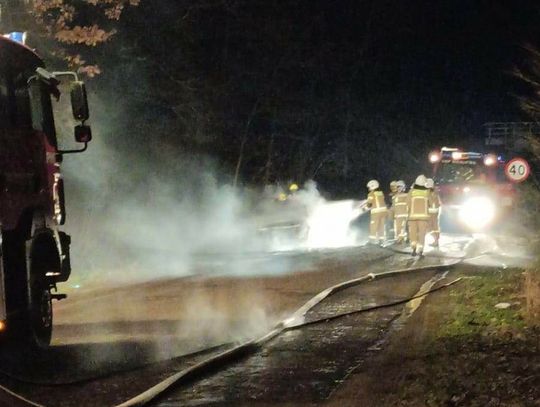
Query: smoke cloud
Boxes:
[{"xmin": 56, "ymin": 93, "xmax": 365, "ymax": 287}]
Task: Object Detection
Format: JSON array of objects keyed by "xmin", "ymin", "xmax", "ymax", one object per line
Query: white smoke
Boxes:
[{"xmin": 55, "ymin": 91, "xmax": 366, "ymax": 289}]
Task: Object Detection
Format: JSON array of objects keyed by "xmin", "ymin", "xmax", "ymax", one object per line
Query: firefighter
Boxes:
[
  {"xmin": 425, "ymin": 178, "xmax": 441, "ymax": 248},
  {"xmin": 289, "ymin": 183, "xmax": 299, "ymax": 194},
  {"xmin": 287, "ymin": 183, "xmax": 300, "ymax": 200},
  {"xmin": 407, "ymin": 175, "xmax": 432, "ymax": 256},
  {"xmin": 389, "ymin": 181, "xmax": 398, "ymax": 196},
  {"xmin": 387, "ymin": 181, "xmax": 398, "ymax": 238},
  {"xmin": 392, "ymin": 180, "xmax": 408, "ymax": 243},
  {"xmin": 366, "ymin": 179, "xmax": 387, "ymax": 245}
]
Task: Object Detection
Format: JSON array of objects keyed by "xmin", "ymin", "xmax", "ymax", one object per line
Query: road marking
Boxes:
[
  {"xmin": 396, "ymin": 271, "xmax": 449, "ymax": 324},
  {"xmin": 367, "ymin": 271, "xmax": 449, "ymax": 350}
]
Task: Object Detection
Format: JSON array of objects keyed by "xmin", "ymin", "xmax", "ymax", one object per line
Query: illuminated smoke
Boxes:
[
  {"xmin": 258, "ymin": 181, "xmax": 366, "ymax": 252},
  {"xmin": 303, "ymin": 199, "xmax": 364, "ymax": 249}
]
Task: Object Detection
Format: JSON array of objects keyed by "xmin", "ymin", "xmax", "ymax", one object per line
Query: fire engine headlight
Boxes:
[
  {"xmin": 458, "ymin": 197, "xmax": 496, "ymax": 230},
  {"xmin": 429, "ymin": 151, "xmax": 441, "ymax": 163},
  {"xmin": 484, "ymin": 154, "xmax": 497, "ymax": 166}
]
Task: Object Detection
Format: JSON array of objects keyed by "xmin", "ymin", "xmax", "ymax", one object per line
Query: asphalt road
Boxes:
[{"xmin": 0, "ymin": 234, "xmax": 524, "ymax": 407}]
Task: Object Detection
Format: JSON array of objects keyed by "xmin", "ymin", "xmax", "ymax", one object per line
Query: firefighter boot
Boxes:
[{"xmin": 432, "ymin": 232, "xmax": 440, "ymax": 249}]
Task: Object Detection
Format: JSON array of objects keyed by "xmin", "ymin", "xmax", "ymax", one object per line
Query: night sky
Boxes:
[{"xmin": 88, "ymin": 0, "xmax": 539, "ymax": 195}]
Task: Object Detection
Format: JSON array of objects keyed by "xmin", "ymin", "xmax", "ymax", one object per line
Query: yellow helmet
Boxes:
[
  {"xmin": 278, "ymin": 192, "xmax": 288, "ymax": 201},
  {"xmin": 289, "ymin": 183, "xmax": 299, "ymax": 192}
]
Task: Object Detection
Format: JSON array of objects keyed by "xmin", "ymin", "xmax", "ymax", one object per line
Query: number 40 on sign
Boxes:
[{"xmin": 505, "ymin": 157, "xmax": 531, "ymax": 183}]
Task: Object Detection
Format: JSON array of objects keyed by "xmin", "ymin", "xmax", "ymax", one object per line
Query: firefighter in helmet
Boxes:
[
  {"xmin": 425, "ymin": 178, "xmax": 441, "ymax": 248},
  {"xmin": 392, "ymin": 180, "xmax": 408, "ymax": 243},
  {"xmin": 407, "ymin": 175, "xmax": 432, "ymax": 256},
  {"xmin": 289, "ymin": 183, "xmax": 299, "ymax": 194},
  {"xmin": 389, "ymin": 181, "xmax": 398, "ymax": 196},
  {"xmin": 387, "ymin": 181, "xmax": 398, "ymax": 239},
  {"xmin": 276, "ymin": 182, "xmax": 299, "ymax": 202},
  {"xmin": 366, "ymin": 179, "xmax": 387, "ymax": 245}
]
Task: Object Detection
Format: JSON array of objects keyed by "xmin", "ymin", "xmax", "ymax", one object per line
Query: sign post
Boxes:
[{"xmin": 504, "ymin": 157, "xmax": 531, "ymax": 183}]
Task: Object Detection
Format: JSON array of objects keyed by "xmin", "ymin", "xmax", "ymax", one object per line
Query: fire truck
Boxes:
[
  {"xmin": 0, "ymin": 33, "xmax": 91, "ymax": 347},
  {"xmin": 428, "ymin": 147, "xmax": 515, "ymax": 231}
]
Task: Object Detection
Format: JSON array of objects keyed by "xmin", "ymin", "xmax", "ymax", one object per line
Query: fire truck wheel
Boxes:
[
  {"xmin": 28, "ymin": 276, "xmax": 53, "ymax": 348},
  {"xmin": 6, "ymin": 280, "xmax": 52, "ymax": 350}
]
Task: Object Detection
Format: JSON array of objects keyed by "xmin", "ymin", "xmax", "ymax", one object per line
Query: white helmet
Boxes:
[
  {"xmin": 425, "ymin": 178, "xmax": 434, "ymax": 189},
  {"xmin": 396, "ymin": 180, "xmax": 406, "ymax": 192},
  {"xmin": 415, "ymin": 174, "xmax": 427, "ymax": 187},
  {"xmin": 367, "ymin": 180, "xmax": 379, "ymax": 191}
]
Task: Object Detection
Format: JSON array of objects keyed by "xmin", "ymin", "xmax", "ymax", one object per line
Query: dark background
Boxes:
[{"xmin": 76, "ymin": 0, "xmax": 538, "ymax": 197}]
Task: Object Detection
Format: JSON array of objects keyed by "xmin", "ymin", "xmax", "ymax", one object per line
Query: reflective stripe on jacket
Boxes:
[
  {"xmin": 392, "ymin": 192, "xmax": 408, "ymax": 218},
  {"xmin": 407, "ymin": 188, "xmax": 431, "ymax": 220},
  {"xmin": 368, "ymin": 190, "xmax": 387, "ymax": 214}
]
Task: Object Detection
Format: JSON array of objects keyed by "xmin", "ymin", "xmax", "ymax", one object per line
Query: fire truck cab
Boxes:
[
  {"xmin": 0, "ymin": 33, "xmax": 91, "ymax": 348},
  {"xmin": 429, "ymin": 147, "xmax": 515, "ymax": 231}
]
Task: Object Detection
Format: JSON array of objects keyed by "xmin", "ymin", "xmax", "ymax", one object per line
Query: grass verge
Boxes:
[
  {"xmin": 329, "ymin": 266, "xmax": 540, "ymax": 407},
  {"xmin": 396, "ymin": 267, "xmax": 540, "ymax": 407}
]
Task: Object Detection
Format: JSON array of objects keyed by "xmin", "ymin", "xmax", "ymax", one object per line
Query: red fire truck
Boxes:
[
  {"xmin": 429, "ymin": 147, "xmax": 515, "ymax": 231},
  {"xmin": 0, "ymin": 34, "xmax": 91, "ymax": 347}
]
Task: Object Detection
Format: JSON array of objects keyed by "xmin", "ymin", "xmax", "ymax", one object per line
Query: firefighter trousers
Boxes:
[
  {"xmin": 386, "ymin": 208, "xmax": 395, "ymax": 238},
  {"xmin": 370, "ymin": 211, "xmax": 387, "ymax": 242},
  {"xmin": 429, "ymin": 213, "xmax": 440, "ymax": 244},
  {"xmin": 408, "ymin": 220, "xmax": 428, "ymax": 252},
  {"xmin": 394, "ymin": 216, "xmax": 407, "ymax": 241}
]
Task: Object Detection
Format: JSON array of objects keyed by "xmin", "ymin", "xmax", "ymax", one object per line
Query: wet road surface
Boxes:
[
  {"xmin": 0, "ymin": 236, "xmax": 511, "ymax": 407},
  {"xmin": 153, "ymin": 265, "xmax": 446, "ymax": 406},
  {"xmin": 0, "ymin": 245, "xmax": 396, "ymax": 406}
]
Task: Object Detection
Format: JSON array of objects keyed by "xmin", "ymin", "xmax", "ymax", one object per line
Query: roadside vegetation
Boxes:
[
  {"xmin": 400, "ymin": 268, "xmax": 539, "ymax": 407},
  {"xmin": 345, "ymin": 267, "xmax": 540, "ymax": 407}
]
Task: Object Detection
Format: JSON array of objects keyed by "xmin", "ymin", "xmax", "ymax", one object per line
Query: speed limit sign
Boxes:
[{"xmin": 505, "ymin": 157, "xmax": 530, "ymax": 183}]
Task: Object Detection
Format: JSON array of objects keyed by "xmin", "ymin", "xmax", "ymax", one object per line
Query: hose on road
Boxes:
[
  {"xmin": 114, "ymin": 260, "xmax": 464, "ymax": 407},
  {"xmin": 287, "ymin": 276, "xmax": 463, "ymax": 329}
]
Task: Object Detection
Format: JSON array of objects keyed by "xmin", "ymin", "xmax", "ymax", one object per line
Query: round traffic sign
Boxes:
[{"xmin": 504, "ymin": 157, "xmax": 530, "ymax": 183}]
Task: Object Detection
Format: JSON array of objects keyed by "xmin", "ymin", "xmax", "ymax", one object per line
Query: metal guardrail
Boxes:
[{"xmin": 483, "ymin": 122, "xmax": 540, "ymax": 150}]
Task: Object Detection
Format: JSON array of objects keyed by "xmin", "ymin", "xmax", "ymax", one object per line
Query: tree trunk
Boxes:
[
  {"xmin": 263, "ymin": 134, "xmax": 274, "ymax": 185},
  {"xmin": 233, "ymin": 99, "xmax": 260, "ymax": 188}
]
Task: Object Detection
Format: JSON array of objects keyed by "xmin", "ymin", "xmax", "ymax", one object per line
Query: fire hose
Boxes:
[{"xmin": 114, "ymin": 258, "xmax": 468, "ymax": 407}]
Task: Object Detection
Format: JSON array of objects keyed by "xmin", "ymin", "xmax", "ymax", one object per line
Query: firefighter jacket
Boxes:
[
  {"xmin": 407, "ymin": 187, "xmax": 432, "ymax": 220},
  {"xmin": 367, "ymin": 190, "xmax": 387, "ymax": 214},
  {"xmin": 428, "ymin": 190, "xmax": 441, "ymax": 215},
  {"xmin": 392, "ymin": 192, "xmax": 408, "ymax": 218}
]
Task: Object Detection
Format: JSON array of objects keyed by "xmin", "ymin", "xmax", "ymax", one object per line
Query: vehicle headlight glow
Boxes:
[
  {"xmin": 458, "ymin": 197, "xmax": 496, "ymax": 230},
  {"xmin": 483, "ymin": 154, "xmax": 497, "ymax": 166},
  {"xmin": 429, "ymin": 151, "xmax": 441, "ymax": 163}
]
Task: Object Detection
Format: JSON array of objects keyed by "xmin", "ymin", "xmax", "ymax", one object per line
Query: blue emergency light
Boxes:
[
  {"xmin": 4, "ymin": 32, "xmax": 27, "ymax": 45},
  {"xmin": 441, "ymin": 150, "xmax": 483, "ymax": 161}
]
